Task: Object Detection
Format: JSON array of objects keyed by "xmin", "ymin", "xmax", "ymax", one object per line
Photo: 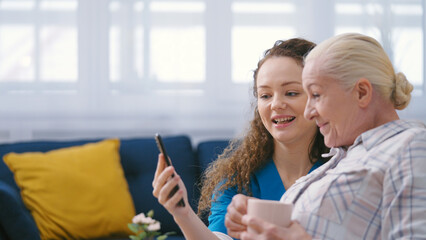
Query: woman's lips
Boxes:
[
  {"xmin": 272, "ymin": 116, "xmax": 295, "ymax": 128},
  {"xmin": 272, "ymin": 116, "xmax": 295, "ymax": 124},
  {"xmin": 317, "ymin": 122, "xmax": 329, "ymax": 134}
]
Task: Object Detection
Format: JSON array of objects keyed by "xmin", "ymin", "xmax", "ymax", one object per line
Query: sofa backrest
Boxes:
[
  {"xmin": 197, "ymin": 140, "xmax": 230, "ymax": 172},
  {"xmin": 118, "ymin": 135, "xmax": 198, "ymax": 234},
  {"xmin": 195, "ymin": 140, "xmax": 230, "ymax": 224}
]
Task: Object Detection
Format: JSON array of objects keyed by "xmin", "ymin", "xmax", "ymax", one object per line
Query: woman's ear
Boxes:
[{"xmin": 355, "ymin": 78, "xmax": 373, "ymax": 108}]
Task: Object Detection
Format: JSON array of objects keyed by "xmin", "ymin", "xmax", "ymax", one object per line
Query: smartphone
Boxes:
[{"xmin": 155, "ymin": 133, "xmax": 185, "ymax": 207}]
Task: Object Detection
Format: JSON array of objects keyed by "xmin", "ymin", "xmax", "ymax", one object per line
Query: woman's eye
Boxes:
[
  {"xmin": 286, "ymin": 92, "xmax": 299, "ymax": 97},
  {"xmin": 312, "ymin": 93, "xmax": 320, "ymax": 99},
  {"xmin": 259, "ymin": 94, "xmax": 271, "ymax": 99}
]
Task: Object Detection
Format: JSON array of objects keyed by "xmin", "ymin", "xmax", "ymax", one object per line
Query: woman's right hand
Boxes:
[
  {"xmin": 225, "ymin": 194, "xmax": 254, "ymax": 239},
  {"xmin": 152, "ymin": 153, "xmax": 190, "ymax": 216}
]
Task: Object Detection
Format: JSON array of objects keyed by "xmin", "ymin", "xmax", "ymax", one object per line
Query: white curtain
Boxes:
[{"xmin": 0, "ymin": 0, "xmax": 424, "ymax": 144}]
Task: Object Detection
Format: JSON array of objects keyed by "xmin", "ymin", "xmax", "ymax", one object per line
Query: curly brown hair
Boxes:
[{"xmin": 197, "ymin": 38, "xmax": 329, "ymax": 216}]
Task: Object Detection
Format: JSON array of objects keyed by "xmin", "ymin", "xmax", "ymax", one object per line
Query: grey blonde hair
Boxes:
[{"xmin": 305, "ymin": 33, "xmax": 413, "ymax": 110}]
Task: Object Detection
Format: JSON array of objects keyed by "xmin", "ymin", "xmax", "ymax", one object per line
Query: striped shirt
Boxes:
[{"xmin": 281, "ymin": 119, "xmax": 426, "ymax": 239}]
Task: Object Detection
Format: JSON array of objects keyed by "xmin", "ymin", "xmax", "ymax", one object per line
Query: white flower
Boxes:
[
  {"xmin": 147, "ymin": 222, "xmax": 161, "ymax": 232},
  {"xmin": 129, "ymin": 210, "xmax": 169, "ymax": 239},
  {"xmin": 132, "ymin": 213, "xmax": 156, "ymax": 225}
]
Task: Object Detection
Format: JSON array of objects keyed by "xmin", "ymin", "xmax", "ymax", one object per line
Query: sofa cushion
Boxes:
[
  {"xmin": 0, "ymin": 138, "xmax": 114, "ymax": 239},
  {"xmin": 3, "ymin": 139, "xmax": 135, "ymax": 240},
  {"xmin": 0, "ymin": 139, "xmax": 109, "ymax": 191}
]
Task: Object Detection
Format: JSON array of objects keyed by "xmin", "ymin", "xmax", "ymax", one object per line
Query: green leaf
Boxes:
[
  {"xmin": 138, "ymin": 231, "xmax": 147, "ymax": 239},
  {"xmin": 129, "ymin": 236, "xmax": 140, "ymax": 240},
  {"xmin": 147, "ymin": 209, "xmax": 154, "ymax": 218},
  {"xmin": 157, "ymin": 235, "xmax": 168, "ymax": 240},
  {"xmin": 141, "ymin": 224, "xmax": 149, "ymax": 232},
  {"xmin": 164, "ymin": 231, "xmax": 176, "ymax": 236},
  {"xmin": 128, "ymin": 223, "xmax": 140, "ymax": 234}
]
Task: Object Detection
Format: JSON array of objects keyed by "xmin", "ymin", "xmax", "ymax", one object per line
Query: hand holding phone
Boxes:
[{"xmin": 155, "ymin": 133, "xmax": 185, "ymax": 207}]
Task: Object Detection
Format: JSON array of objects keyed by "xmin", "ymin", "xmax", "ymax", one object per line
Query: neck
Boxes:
[
  {"xmin": 368, "ymin": 95, "xmax": 400, "ymax": 130},
  {"xmin": 374, "ymin": 107, "xmax": 399, "ymax": 127},
  {"xmin": 341, "ymin": 94, "xmax": 400, "ymax": 148},
  {"xmin": 273, "ymin": 139, "xmax": 314, "ymax": 190}
]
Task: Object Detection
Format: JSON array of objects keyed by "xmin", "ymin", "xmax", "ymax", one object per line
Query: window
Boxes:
[
  {"xmin": 0, "ymin": 0, "xmax": 78, "ymax": 87},
  {"xmin": 109, "ymin": 0, "xmax": 206, "ymax": 87},
  {"xmin": 232, "ymin": 1, "xmax": 296, "ymax": 83},
  {"xmin": 0, "ymin": 0, "xmax": 424, "ymax": 143}
]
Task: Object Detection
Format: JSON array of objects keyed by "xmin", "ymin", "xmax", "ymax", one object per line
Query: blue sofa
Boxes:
[{"xmin": 0, "ymin": 135, "xmax": 229, "ymax": 240}]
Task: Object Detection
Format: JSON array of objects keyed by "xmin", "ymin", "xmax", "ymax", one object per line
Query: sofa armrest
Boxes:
[{"xmin": 0, "ymin": 181, "xmax": 40, "ymax": 240}]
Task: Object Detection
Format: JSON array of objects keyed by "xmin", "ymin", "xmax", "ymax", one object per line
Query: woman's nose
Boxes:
[
  {"xmin": 304, "ymin": 100, "xmax": 316, "ymax": 120},
  {"xmin": 271, "ymin": 96, "xmax": 287, "ymax": 110}
]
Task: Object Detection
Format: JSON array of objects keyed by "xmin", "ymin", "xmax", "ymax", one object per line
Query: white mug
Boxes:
[{"xmin": 246, "ymin": 199, "xmax": 293, "ymax": 233}]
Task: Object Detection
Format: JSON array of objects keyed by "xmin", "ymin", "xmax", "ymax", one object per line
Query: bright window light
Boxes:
[
  {"xmin": 391, "ymin": 4, "xmax": 422, "ymax": 15},
  {"xmin": 0, "ymin": 0, "xmax": 34, "ymax": 10},
  {"xmin": 335, "ymin": 3, "xmax": 363, "ymax": 15},
  {"xmin": 40, "ymin": 0, "xmax": 77, "ymax": 11},
  {"xmin": 150, "ymin": 1, "xmax": 205, "ymax": 13},
  {"xmin": 40, "ymin": 26, "xmax": 77, "ymax": 81},
  {"xmin": 393, "ymin": 28, "xmax": 423, "ymax": 86},
  {"xmin": 150, "ymin": 26, "xmax": 205, "ymax": 82},
  {"xmin": 0, "ymin": 25, "xmax": 34, "ymax": 81},
  {"xmin": 232, "ymin": 2, "xmax": 294, "ymax": 13},
  {"xmin": 134, "ymin": 27, "xmax": 144, "ymax": 79},
  {"xmin": 232, "ymin": 26, "xmax": 295, "ymax": 83},
  {"xmin": 109, "ymin": 26, "xmax": 121, "ymax": 82}
]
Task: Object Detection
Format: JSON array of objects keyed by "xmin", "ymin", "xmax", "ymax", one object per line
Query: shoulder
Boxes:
[
  {"xmin": 378, "ymin": 121, "xmax": 426, "ymax": 174},
  {"xmin": 367, "ymin": 120, "xmax": 426, "ymax": 154},
  {"xmin": 388, "ymin": 121, "xmax": 426, "ymax": 151}
]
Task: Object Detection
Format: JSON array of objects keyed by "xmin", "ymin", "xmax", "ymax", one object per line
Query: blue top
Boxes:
[{"xmin": 207, "ymin": 158, "xmax": 325, "ymax": 235}]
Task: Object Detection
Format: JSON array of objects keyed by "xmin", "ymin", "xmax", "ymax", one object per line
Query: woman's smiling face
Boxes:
[
  {"xmin": 302, "ymin": 59, "xmax": 364, "ymax": 148},
  {"xmin": 256, "ymin": 56, "xmax": 317, "ymax": 145}
]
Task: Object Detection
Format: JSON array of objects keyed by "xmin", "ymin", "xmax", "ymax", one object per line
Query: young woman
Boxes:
[{"xmin": 152, "ymin": 38, "xmax": 329, "ymax": 240}]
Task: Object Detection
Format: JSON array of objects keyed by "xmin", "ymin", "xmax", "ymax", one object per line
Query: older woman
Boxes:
[{"xmin": 226, "ymin": 33, "xmax": 426, "ymax": 239}]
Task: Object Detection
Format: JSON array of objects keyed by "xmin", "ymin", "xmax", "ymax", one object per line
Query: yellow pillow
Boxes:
[{"xmin": 3, "ymin": 139, "xmax": 135, "ymax": 240}]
